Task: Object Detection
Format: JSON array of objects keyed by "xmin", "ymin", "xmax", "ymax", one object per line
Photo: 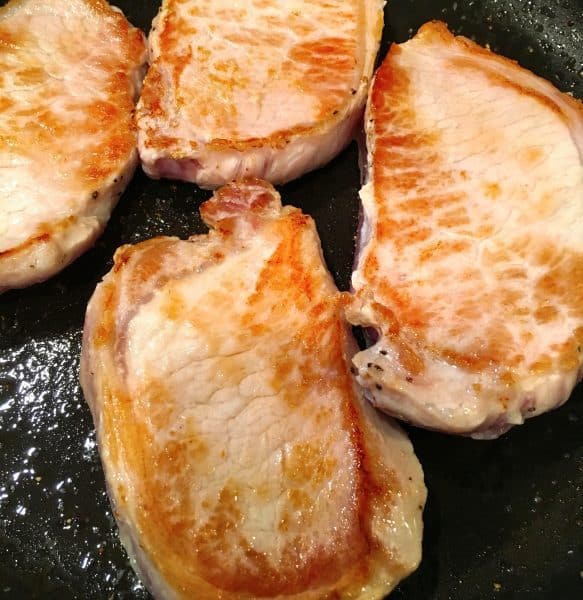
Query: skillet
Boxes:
[{"xmin": 0, "ymin": 0, "xmax": 581, "ymax": 598}]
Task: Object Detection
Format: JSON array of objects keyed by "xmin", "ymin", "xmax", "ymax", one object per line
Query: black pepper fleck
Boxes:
[
  {"xmin": 375, "ymin": 383, "xmax": 382, "ymax": 390},
  {"xmin": 91, "ymin": 191, "xmax": 99, "ymax": 199}
]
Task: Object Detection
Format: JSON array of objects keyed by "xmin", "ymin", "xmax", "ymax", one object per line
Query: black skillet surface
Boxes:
[{"xmin": 1, "ymin": 0, "xmax": 582, "ymax": 598}]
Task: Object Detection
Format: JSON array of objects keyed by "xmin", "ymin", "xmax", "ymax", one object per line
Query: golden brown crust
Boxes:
[
  {"xmin": 0, "ymin": 0, "xmax": 146, "ymax": 290},
  {"xmin": 0, "ymin": 10, "xmax": 143, "ymax": 185},
  {"xmin": 364, "ymin": 21, "xmax": 583, "ymax": 381},
  {"xmin": 138, "ymin": 0, "xmax": 372, "ymax": 153},
  {"xmin": 0, "ymin": 217, "xmax": 77, "ymax": 260}
]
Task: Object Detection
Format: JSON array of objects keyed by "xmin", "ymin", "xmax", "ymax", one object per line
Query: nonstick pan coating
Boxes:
[{"xmin": 0, "ymin": 1, "xmax": 582, "ymax": 598}]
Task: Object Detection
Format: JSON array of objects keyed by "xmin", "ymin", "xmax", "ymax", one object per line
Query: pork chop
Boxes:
[
  {"xmin": 0, "ymin": 0, "xmax": 146, "ymax": 293},
  {"xmin": 136, "ymin": 0, "xmax": 385, "ymax": 188},
  {"xmin": 348, "ymin": 21, "xmax": 583, "ymax": 438},
  {"xmin": 80, "ymin": 179, "xmax": 426, "ymax": 599}
]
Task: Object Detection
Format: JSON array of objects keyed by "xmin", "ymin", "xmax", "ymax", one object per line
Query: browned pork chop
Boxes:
[
  {"xmin": 348, "ymin": 22, "xmax": 583, "ymax": 438},
  {"xmin": 137, "ymin": 0, "xmax": 385, "ymax": 188},
  {"xmin": 80, "ymin": 180, "xmax": 426, "ymax": 599},
  {"xmin": 0, "ymin": 0, "xmax": 146, "ymax": 293}
]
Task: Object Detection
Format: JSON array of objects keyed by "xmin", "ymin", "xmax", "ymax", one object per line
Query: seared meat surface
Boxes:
[
  {"xmin": 137, "ymin": 0, "xmax": 384, "ymax": 188},
  {"xmin": 0, "ymin": 0, "xmax": 146, "ymax": 292},
  {"xmin": 81, "ymin": 179, "xmax": 426, "ymax": 599},
  {"xmin": 349, "ymin": 22, "xmax": 583, "ymax": 438}
]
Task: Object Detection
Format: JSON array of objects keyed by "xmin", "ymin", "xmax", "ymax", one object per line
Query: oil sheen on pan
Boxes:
[{"xmin": 0, "ymin": 1, "xmax": 582, "ymax": 599}]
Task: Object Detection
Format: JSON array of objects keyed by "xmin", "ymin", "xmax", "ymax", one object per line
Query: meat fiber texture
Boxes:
[
  {"xmin": 348, "ymin": 21, "xmax": 583, "ymax": 439},
  {"xmin": 0, "ymin": 0, "xmax": 146, "ymax": 293},
  {"xmin": 137, "ymin": 0, "xmax": 385, "ymax": 188},
  {"xmin": 80, "ymin": 179, "xmax": 426, "ymax": 599}
]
